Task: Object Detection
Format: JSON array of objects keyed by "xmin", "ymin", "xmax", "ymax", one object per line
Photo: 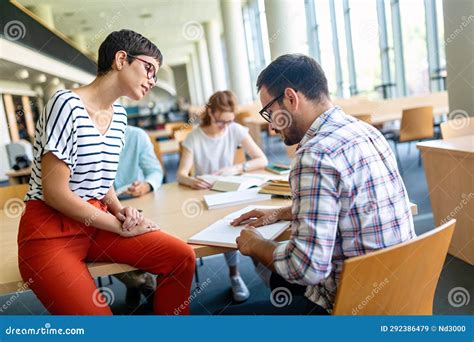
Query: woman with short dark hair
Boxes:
[{"xmin": 18, "ymin": 29, "xmax": 195, "ymax": 315}]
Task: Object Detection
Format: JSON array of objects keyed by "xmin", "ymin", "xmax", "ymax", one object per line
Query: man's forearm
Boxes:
[
  {"xmin": 251, "ymin": 238, "xmax": 278, "ymax": 273},
  {"xmin": 278, "ymin": 206, "xmax": 293, "ymax": 221}
]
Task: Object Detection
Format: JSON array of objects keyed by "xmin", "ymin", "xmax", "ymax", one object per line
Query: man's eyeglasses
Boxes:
[
  {"xmin": 128, "ymin": 54, "xmax": 157, "ymax": 83},
  {"xmin": 258, "ymin": 93, "xmax": 285, "ymax": 123}
]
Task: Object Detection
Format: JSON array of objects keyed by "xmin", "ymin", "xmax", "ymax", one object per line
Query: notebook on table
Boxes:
[
  {"xmin": 188, "ymin": 205, "xmax": 291, "ymax": 248},
  {"xmin": 204, "ymin": 188, "xmax": 271, "ymax": 210}
]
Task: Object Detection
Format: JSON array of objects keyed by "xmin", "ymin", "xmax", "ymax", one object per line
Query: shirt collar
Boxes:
[{"xmin": 297, "ymin": 106, "xmax": 340, "ymax": 149}]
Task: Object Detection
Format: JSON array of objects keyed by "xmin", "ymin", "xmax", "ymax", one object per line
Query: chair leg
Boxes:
[
  {"xmin": 108, "ymin": 275, "xmax": 113, "ymax": 285},
  {"xmin": 97, "ymin": 276, "xmax": 103, "ymax": 288},
  {"xmin": 199, "ymin": 257, "xmax": 204, "ymax": 266},
  {"xmin": 194, "ymin": 260, "xmax": 200, "ymax": 289},
  {"xmin": 418, "ymin": 140, "xmax": 422, "ymax": 166}
]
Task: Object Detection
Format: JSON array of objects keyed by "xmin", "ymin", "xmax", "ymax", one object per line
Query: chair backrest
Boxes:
[
  {"xmin": 440, "ymin": 116, "xmax": 474, "ymax": 140},
  {"xmin": 147, "ymin": 134, "xmax": 164, "ymax": 167},
  {"xmin": 165, "ymin": 122, "xmax": 188, "ymax": 139},
  {"xmin": 352, "ymin": 114, "xmax": 373, "ymax": 125},
  {"xmin": 236, "ymin": 111, "xmax": 252, "ymax": 125},
  {"xmin": 332, "ymin": 219, "xmax": 455, "ymax": 315},
  {"xmin": 234, "ymin": 146, "xmax": 246, "ymax": 164},
  {"xmin": 174, "ymin": 127, "xmax": 193, "ymax": 144},
  {"xmin": 0, "ymin": 184, "xmax": 29, "ymax": 208},
  {"xmin": 399, "ymin": 106, "xmax": 434, "ymax": 142}
]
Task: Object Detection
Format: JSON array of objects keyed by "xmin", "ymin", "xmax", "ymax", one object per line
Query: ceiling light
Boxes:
[
  {"xmin": 36, "ymin": 74, "xmax": 47, "ymax": 83},
  {"xmin": 15, "ymin": 69, "xmax": 29, "ymax": 79}
]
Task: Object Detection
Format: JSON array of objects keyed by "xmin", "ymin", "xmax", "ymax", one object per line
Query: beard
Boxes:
[{"xmin": 272, "ymin": 104, "xmax": 304, "ymax": 146}]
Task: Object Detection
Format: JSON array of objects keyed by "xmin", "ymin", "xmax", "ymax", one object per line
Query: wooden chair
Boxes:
[
  {"xmin": 234, "ymin": 146, "xmax": 246, "ymax": 165},
  {"xmin": 235, "ymin": 111, "xmax": 252, "ymax": 126},
  {"xmin": 333, "ymin": 219, "xmax": 455, "ymax": 315},
  {"xmin": 0, "ymin": 184, "xmax": 29, "ymax": 208},
  {"xmin": 440, "ymin": 116, "xmax": 474, "ymax": 139},
  {"xmin": 164, "ymin": 122, "xmax": 188, "ymax": 139},
  {"xmin": 147, "ymin": 133, "xmax": 167, "ymax": 184},
  {"xmin": 174, "ymin": 127, "xmax": 193, "ymax": 145},
  {"xmin": 352, "ymin": 114, "xmax": 373, "ymax": 125},
  {"xmin": 384, "ymin": 106, "xmax": 434, "ymax": 173}
]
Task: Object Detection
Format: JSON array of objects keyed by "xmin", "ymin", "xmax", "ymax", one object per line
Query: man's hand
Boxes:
[
  {"xmin": 236, "ymin": 227, "xmax": 264, "ymax": 256},
  {"xmin": 231, "ymin": 208, "xmax": 282, "ymax": 228},
  {"xmin": 124, "ymin": 181, "xmax": 152, "ymax": 197}
]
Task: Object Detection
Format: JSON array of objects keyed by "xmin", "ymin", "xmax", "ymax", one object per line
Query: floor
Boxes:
[{"xmin": 1, "ymin": 134, "xmax": 472, "ymax": 315}]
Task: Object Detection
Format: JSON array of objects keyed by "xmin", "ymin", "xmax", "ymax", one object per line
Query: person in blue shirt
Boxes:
[
  {"xmin": 114, "ymin": 125, "xmax": 164, "ymax": 198},
  {"xmin": 114, "ymin": 125, "xmax": 164, "ymax": 307}
]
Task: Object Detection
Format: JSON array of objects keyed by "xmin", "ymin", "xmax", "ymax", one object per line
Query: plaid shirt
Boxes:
[{"xmin": 273, "ymin": 106, "xmax": 416, "ymax": 312}]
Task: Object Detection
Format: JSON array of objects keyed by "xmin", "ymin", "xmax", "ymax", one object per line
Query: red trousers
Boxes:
[{"xmin": 18, "ymin": 199, "xmax": 195, "ymax": 315}]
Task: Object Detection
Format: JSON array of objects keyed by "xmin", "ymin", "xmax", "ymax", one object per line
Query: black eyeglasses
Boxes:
[
  {"xmin": 259, "ymin": 93, "xmax": 285, "ymax": 123},
  {"xmin": 128, "ymin": 54, "xmax": 157, "ymax": 83}
]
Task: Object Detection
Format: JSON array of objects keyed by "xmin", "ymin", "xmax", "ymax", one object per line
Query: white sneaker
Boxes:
[{"xmin": 230, "ymin": 275, "xmax": 250, "ymax": 302}]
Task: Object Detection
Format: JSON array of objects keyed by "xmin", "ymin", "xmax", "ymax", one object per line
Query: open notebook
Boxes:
[
  {"xmin": 188, "ymin": 205, "xmax": 291, "ymax": 248},
  {"xmin": 204, "ymin": 188, "xmax": 271, "ymax": 210}
]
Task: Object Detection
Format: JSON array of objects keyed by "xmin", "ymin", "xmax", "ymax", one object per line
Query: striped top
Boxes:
[
  {"xmin": 273, "ymin": 106, "xmax": 415, "ymax": 313},
  {"xmin": 25, "ymin": 90, "xmax": 127, "ymax": 202}
]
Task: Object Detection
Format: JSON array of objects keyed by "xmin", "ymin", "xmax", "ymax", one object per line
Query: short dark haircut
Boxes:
[
  {"xmin": 97, "ymin": 29, "xmax": 163, "ymax": 76},
  {"xmin": 256, "ymin": 54, "xmax": 329, "ymax": 102}
]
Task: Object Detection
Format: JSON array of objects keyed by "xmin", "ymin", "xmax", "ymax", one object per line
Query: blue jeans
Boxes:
[{"xmin": 214, "ymin": 272, "xmax": 329, "ymax": 315}]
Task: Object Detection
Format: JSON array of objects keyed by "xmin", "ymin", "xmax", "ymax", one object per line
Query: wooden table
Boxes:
[
  {"xmin": 0, "ymin": 179, "xmax": 418, "ymax": 294},
  {"xmin": 417, "ymin": 135, "xmax": 474, "ymax": 265},
  {"xmin": 5, "ymin": 166, "xmax": 32, "ymax": 185}
]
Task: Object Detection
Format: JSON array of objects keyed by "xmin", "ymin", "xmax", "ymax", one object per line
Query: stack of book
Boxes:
[{"xmin": 259, "ymin": 179, "xmax": 291, "ymax": 197}]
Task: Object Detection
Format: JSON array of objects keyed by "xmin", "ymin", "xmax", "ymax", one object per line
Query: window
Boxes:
[
  {"xmin": 349, "ymin": 0, "xmax": 381, "ymax": 97},
  {"xmin": 400, "ymin": 0, "xmax": 430, "ymax": 95},
  {"xmin": 242, "ymin": 0, "xmax": 270, "ymax": 99}
]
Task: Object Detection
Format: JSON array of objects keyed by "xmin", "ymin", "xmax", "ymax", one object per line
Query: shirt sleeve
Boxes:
[
  {"xmin": 232, "ymin": 123, "xmax": 249, "ymax": 145},
  {"xmin": 273, "ymin": 149, "xmax": 341, "ymax": 285},
  {"xmin": 41, "ymin": 92, "xmax": 75, "ymax": 169},
  {"xmin": 138, "ymin": 129, "xmax": 164, "ymax": 191},
  {"xmin": 182, "ymin": 131, "xmax": 194, "ymax": 153}
]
